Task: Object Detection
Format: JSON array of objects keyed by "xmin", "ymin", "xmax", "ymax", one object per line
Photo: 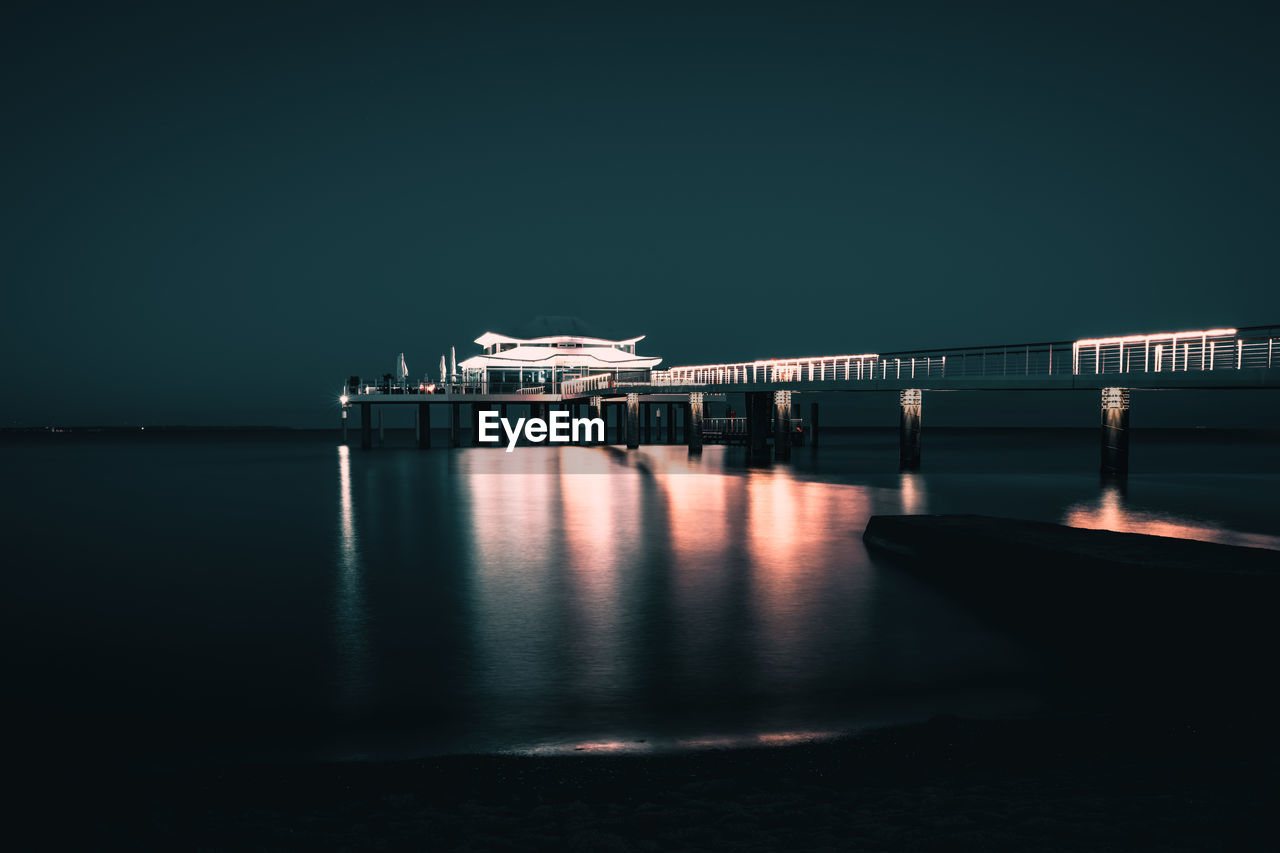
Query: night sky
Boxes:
[{"xmin": 4, "ymin": 2, "xmax": 1278, "ymax": 427}]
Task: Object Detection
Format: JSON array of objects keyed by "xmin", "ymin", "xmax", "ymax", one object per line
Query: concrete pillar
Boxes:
[
  {"xmin": 899, "ymin": 389, "xmax": 922, "ymax": 471},
  {"xmin": 666, "ymin": 403, "xmax": 675, "ymax": 444},
  {"xmin": 642, "ymin": 403, "xmax": 651, "ymax": 444},
  {"xmin": 626, "ymin": 393, "xmax": 640, "ymax": 449},
  {"xmin": 417, "ymin": 403, "xmax": 431, "ymax": 449},
  {"xmin": 688, "ymin": 392, "xmax": 704, "ymax": 453},
  {"xmin": 589, "ymin": 396, "xmax": 603, "ymax": 445},
  {"xmin": 773, "ymin": 390, "xmax": 792, "ymax": 461},
  {"xmin": 450, "ymin": 403, "xmax": 460, "ymax": 447},
  {"xmin": 341, "ymin": 407, "xmax": 348, "ymax": 444},
  {"xmin": 361, "ymin": 403, "xmax": 371, "ymax": 450},
  {"xmin": 747, "ymin": 391, "xmax": 771, "ymax": 464},
  {"xmin": 1101, "ymin": 387, "xmax": 1130, "ymax": 478},
  {"xmin": 378, "ymin": 408, "xmax": 385, "ymax": 447},
  {"xmin": 810, "ymin": 402, "xmax": 820, "ymax": 448}
]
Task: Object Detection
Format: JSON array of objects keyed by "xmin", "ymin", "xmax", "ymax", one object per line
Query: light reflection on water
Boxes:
[
  {"xmin": 335, "ymin": 445, "xmax": 371, "ymax": 710},
  {"xmin": 419, "ymin": 446, "xmax": 1028, "ymax": 756},
  {"xmin": 1063, "ymin": 484, "xmax": 1280, "ymax": 550}
]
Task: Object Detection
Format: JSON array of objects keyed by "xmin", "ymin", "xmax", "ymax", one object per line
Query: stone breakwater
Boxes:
[{"xmin": 862, "ymin": 514, "xmax": 1280, "ymax": 698}]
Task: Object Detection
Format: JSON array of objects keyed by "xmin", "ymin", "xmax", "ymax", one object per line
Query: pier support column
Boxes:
[
  {"xmin": 417, "ymin": 403, "xmax": 431, "ymax": 449},
  {"xmin": 642, "ymin": 403, "xmax": 651, "ymax": 444},
  {"xmin": 626, "ymin": 394, "xmax": 640, "ymax": 449},
  {"xmin": 899, "ymin": 389, "xmax": 922, "ymax": 471},
  {"xmin": 773, "ymin": 390, "xmax": 792, "ymax": 461},
  {"xmin": 361, "ymin": 403, "xmax": 371, "ymax": 450},
  {"xmin": 341, "ymin": 407, "xmax": 348, "ymax": 444},
  {"xmin": 589, "ymin": 397, "xmax": 603, "ymax": 445},
  {"xmin": 810, "ymin": 402, "xmax": 820, "ymax": 448},
  {"xmin": 666, "ymin": 404, "xmax": 675, "ymax": 443},
  {"xmin": 688, "ymin": 392, "xmax": 704, "ymax": 453},
  {"xmin": 378, "ymin": 408, "xmax": 385, "ymax": 447},
  {"xmin": 1100, "ymin": 387, "xmax": 1130, "ymax": 478},
  {"xmin": 450, "ymin": 403, "xmax": 460, "ymax": 447},
  {"xmin": 746, "ymin": 392, "xmax": 771, "ymax": 464}
]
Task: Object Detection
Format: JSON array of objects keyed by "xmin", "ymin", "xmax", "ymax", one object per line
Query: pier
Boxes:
[{"xmin": 340, "ymin": 324, "xmax": 1280, "ymax": 476}]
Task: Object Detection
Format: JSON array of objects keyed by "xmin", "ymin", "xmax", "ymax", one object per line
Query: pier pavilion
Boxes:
[{"xmin": 455, "ymin": 329, "xmax": 662, "ymax": 394}]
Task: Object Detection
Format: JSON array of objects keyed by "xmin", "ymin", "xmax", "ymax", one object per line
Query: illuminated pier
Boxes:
[{"xmin": 339, "ymin": 324, "xmax": 1280, "ymax": 476}]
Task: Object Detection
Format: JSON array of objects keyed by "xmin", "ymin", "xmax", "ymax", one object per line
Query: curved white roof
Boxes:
[
  {"xmin": 459, "ymin": 345, "xmax": 661, "ymax": 370},
  {"xmin": 474, "ymin": 331, "xmax": 646, "ymax": 348}
]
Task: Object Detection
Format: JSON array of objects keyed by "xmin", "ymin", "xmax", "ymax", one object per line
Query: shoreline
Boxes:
[{"xmin": 112, "ymin": 709, "xmax": 1274, "ymax": 850}]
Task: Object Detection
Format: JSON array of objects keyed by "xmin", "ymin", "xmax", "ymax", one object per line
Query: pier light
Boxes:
[
  {"xmin": 1071, "ymin": 328, "xmax": 1238, "ymax": 374},
  {"xmin": 339, "ymin": 394, "xmax": 349, "ymax": 405},
  {"xmin": 1073, "ymin": 328, "xmax": 1237, "ymax": 349}
]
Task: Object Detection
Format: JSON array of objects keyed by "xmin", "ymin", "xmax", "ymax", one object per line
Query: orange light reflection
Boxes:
[{"xmin": 1064, "ymin": 487, "xmax": 1280, "ymax": 551}]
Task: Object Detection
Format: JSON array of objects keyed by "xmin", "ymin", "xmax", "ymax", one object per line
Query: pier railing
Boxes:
[
  {"xmin": 702, "ymin": 417, "xmax": 804, "ymax": 432},
  {"xmin": 560, "ymin": 374, "xmax": 615, "ymax": 396},
  {"xmin": 653, "ymin": 326, "xmax": 1279, "ymax": 386},
  {"xmin": 703, "ymin": 417, "xmax": 747, "ymax": 435},
  {"xmin": 655, "ymin": 354, "xmax": 881, "ymax": 386},
  {"xmin": 349, "ymin": 380, "xmax": 527, "ymax": 396}
]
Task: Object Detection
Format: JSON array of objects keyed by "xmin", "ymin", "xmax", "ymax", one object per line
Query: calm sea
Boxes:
[{"xmin": 6, "ymin": 428, "xmax": 1279, "ymax": 765}]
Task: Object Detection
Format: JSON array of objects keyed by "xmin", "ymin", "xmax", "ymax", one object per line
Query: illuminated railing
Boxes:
[
  {"xmin": 656, "ymin": 354, "xmax": 881, "ymax": 386},
  {"xmin": 560, "ymin": 374, "xmax": 615, "ymax": 396},
  {"xmin": 651, "ymin": 326, "xmax": 1278, "ymax": 386},
  {"xmin": 1069, "ymin": 328, "xmax": 1277, "ymax": 374},
  {"xmin": 349, "ymin": 380, "xmax": 527, "ymax": 396},
  {"xmin": 515, "ymin": 385, "xmax": 547, "ymax": 395}
]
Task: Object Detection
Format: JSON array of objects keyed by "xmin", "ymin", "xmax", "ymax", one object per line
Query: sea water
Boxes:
[{"xmin": 5, "ymin": 428, "xmax": 1278, "ymax": 764}]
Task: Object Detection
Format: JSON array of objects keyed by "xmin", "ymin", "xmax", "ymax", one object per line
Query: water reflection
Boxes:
[
  {"xmin": 455, "ymin": 447, "xmax": 919, "ymax": 749},
  {"xmin": 460, "ymin": 450, "xmax": 567, "ymax": 703},
  {"xmin": 744, "ymin": 467, "xmax": 875, "ymax": 693},
  {"xmin": 558, "ymin": 449, "xmax": 637, "ymax": 699},
  {"xmin": 335, "ymin": 445, "xmax": 371, "ymax": 709},
  {"xmin": 1063, "ymin": 484, "xmax": 1280, "ymax": 550},
  {"xmin": 899, "ymin": 471, "xmax": 927, "ymax": 515},
  {"xmin": 529, "ymin": 729, "xmax": 841, "ymax": 756}
]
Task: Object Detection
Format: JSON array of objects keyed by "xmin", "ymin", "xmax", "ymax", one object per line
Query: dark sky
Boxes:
[{"xmin": 4, "ymin": 1, "xmax": 1278, "ymax": 427}]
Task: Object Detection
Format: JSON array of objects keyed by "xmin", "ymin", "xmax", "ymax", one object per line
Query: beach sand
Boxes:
[{"xmin": 109, "ymin": 711, "xmax": 1275, "ymax": 851}]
